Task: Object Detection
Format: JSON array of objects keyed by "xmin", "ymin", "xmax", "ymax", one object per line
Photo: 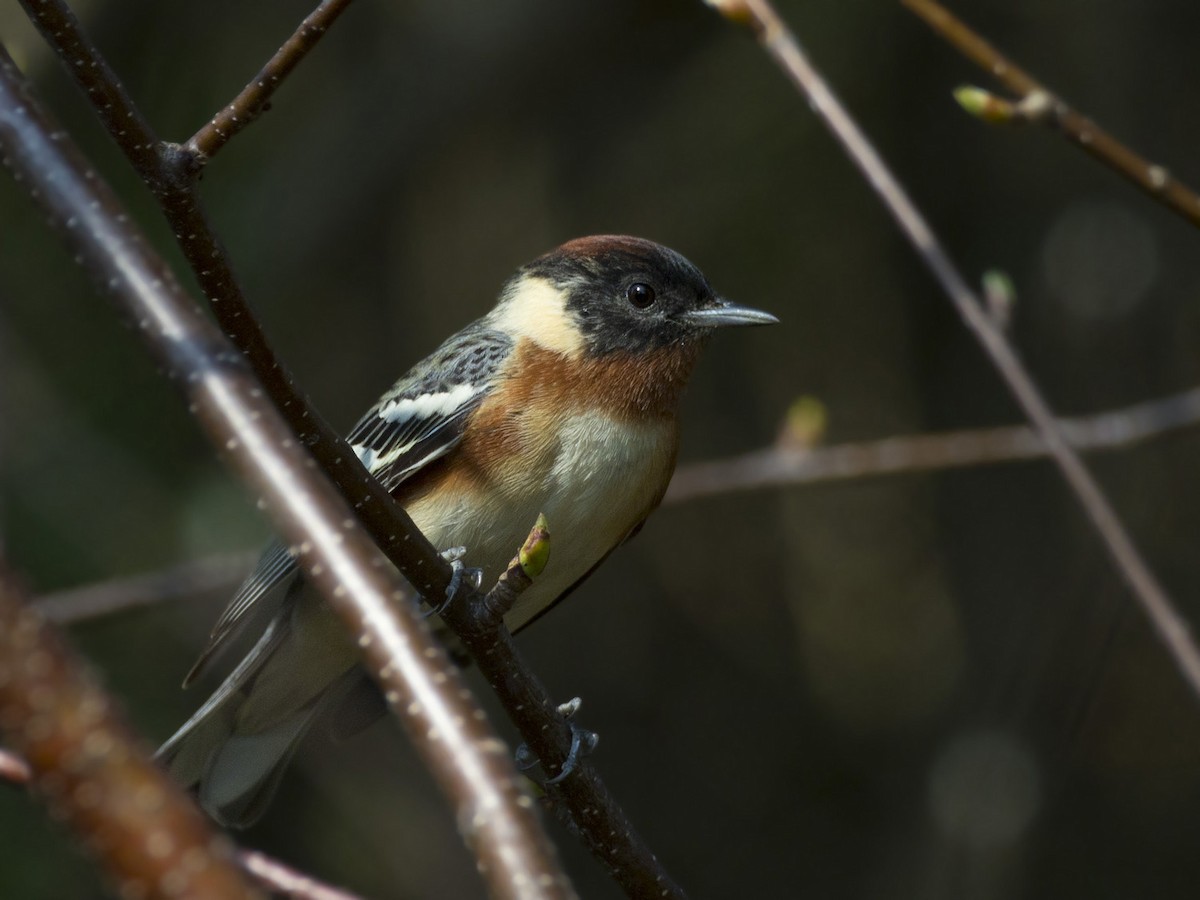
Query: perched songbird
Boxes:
[{"xmin": 159, "ymin": 235, "xmax": 777, "ymax": 826}]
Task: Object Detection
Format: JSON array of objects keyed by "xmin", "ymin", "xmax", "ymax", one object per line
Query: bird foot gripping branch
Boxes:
[
  {"xmin": 428, "ymin": 546, "xmax": 484, "ymax": 620},
  {"xmin": 516, "ymin": 698, "xmax": 600, "ymax": 787}
]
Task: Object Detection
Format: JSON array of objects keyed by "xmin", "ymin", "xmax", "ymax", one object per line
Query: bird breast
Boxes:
[{"xmin": 406, "ymin": 406, "xmax": 678, "ymax": 632}]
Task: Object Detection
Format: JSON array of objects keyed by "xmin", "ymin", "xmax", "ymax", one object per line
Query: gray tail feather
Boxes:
[
  {"xmin": 158, "ymin": 668, "xmax": 359, "ymax": 829},
  {"xmin": 158, "ymin": 607, "xmax": 363, "ymax": 829}
]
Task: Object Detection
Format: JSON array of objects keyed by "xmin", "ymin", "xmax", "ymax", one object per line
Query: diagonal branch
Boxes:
[
  {"xmin": 0, "ymin": 43, "xmax": 572, "ymax": 900},
  {"xmin": 185, "ymin": 0, "xmax": 357, "ymax": 164},
  {"xmin": 0, "ymin": 559, "xmax": 262, "ymax": 898},
  {"xmin": 901, "ymin": 0, "xmax": 1200, "ymax": 230},
  {"xmin": 0, "ymin": 747, "xmax": 364, "ymax": 900},
  {"xmin": 450, "ymin": 526, "xmax": 688, "ymax": 900},
  {"xmin": 703, "ymin": 0, "xmax": 1200, "ymax": 699}
]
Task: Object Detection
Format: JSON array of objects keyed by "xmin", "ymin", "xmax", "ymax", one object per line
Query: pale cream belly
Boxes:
[{"xmin": 405, "ymin": 411, "xmax": 677, "ymax": 632}]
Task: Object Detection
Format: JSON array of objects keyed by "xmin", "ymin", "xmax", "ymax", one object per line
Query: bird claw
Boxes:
[
  {"xmin": 515, "ymin": 696, "xmax": 598, "ymax": 785},
  {"xmin": 424, "ymin": 547, "xmax": 482, "ymax": 618}
]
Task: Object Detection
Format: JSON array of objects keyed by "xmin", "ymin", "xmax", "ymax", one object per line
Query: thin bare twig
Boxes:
[
  {"xmin": 0, "ymin": 44, "xmax": 572, "ymax": 900},
  {"xmin": 186, "ymin": 0, "xmax": 357, "ymax": 163},
  {"xmin": 239, "ymin": 850, "xmax": 364, "ymax": 900},
  {"xmin": 902, "ymin": 0, "xmax": 1200, "ymax": 230},
  {"xmin": 668, "ymin": 385, "xmax": 1200, "ymax": 502},
  {"xmin": 0, "ymin": 558, "xmax": 262, "ymax": 898},
  {"xmin": 705, "ymin": 0, "xmax": 1200, "ymax": 698},
  {"xmin": 35, "ymin": 552, "xmax": 257, "ymax": 625}
]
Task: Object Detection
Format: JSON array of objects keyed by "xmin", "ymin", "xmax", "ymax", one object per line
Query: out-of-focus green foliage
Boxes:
[{"xmin": 3, "ymin": 1, "xmax": 1200, "ymax": 897}]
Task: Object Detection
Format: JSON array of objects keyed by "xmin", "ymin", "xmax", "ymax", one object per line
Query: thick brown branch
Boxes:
[
  {"xmin": 705, "ymin": 0, "xmax": 1200, "ymax": 699},
  {"xmin": 0, "ymin": 46, "xmax": 571, "ymax": 900},
  {"xmin": 902, "ymin": 0, "xmax": 1200, "ymax": 230},
  {"xmin": 668, "ymin": 385, "xmax": 1200, "ymax": 502},
  {"xmin": 0, "ymin": 747, "xmax": 363, "ymax": 900},
  {"xmin": 186, "ymin": 0, "xmax": 357, "ymax": 162},
  {"xmin": 0, "ymin": 559, "xmax": 262, "ymax": 899}
]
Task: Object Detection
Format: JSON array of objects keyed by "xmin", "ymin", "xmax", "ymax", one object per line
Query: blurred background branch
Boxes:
[
  {"xmin": 0, "ymin": 749, "xmax": 32, "ymax": 787},
  {"xmin": 0, "ymin": 557, "xmax": 262, "ymax": 899},
  {"xmin": 35, "ymin": 551, "xmax": 256, "ymax": 625},
  {"xmin": 239, "ymin": 851, "xmax": 365, "ymax": 900},
  {"xmin": 669, "ymin": 384, "xmax": 1200, "ymax": 501},
  {"xmin": 0, "ymin": 748, "xmax": 365, "ymax": 900}
]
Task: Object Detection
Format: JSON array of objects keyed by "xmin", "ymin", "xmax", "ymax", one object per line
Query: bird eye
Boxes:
[{"xmin": 626, "ymin": 283, "xmax": 656, "ymax": 309}]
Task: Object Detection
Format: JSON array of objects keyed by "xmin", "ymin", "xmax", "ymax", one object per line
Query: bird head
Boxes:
[{"xmin": 494, "ymin": 235, "xmax": 777, "ymax": 359}]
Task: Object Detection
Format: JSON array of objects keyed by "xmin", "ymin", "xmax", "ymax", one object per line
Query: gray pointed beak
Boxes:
[{"xmin": 684, "ymin": 298, "xmax": 779, "ymax": 328}]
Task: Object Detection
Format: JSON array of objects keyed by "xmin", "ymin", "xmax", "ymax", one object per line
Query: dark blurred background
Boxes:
[{"xmin": 4, "ymin": 0, "xmax": 1200, "ymax": 897}]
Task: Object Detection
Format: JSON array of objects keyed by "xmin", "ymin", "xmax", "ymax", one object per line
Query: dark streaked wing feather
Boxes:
[
  {"xmin": 183, "ymin": 540, "xmax": 296, "ymax": 686},
  {"xmin": 350, "ymin": 398, "xmax": 476, "ymax": 493},
  {"xmin": 347, "ymin": 326, "xmax": 512, "ymax": 489},
  {"xmin": 183, "ymin": 323, "xmax": 514, "ymax": 686}
]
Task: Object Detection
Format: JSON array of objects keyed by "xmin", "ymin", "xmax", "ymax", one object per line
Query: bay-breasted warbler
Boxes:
[{"xmin": 159, "ymin": 235, "xmax": 777, "ymax": 826}]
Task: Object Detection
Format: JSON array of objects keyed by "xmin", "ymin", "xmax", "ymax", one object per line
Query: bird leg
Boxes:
[
  {"xmin": 423, "ymin": 546, "xmax": 483, "ymax": 618},
  {"xmin": 515, "ymin": 697, "xmax": 599, "ymax": 785}
]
